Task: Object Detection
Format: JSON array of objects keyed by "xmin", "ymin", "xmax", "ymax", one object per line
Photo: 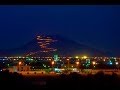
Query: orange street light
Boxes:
[
  {"xmin": 19, "ymin": 61, "xmax": 22, "ymax": 65},
  {"xmin": 51, "ymin": 61, "xmax": 55, "ymax": 71},
  {"xmin": 76, "ymin": 61, "xmax": 80, "ymax": 70},
  {"xmin": 67, "ymin": 59, "xmax": 69, "ymax": 61},
  {"xmin": 76, "ymin": 61, "xmax": 80, "ymax": 65},
  {"xmin": 92, "ymin": 61, "xmax": 96, "ymax": 65},
  {"xmin": 51, "ymin": 61, "xmax": 55, "ymax": 65}
]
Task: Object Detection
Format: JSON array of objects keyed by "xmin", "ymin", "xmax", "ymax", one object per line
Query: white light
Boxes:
[{"xmin": 116, "ymin": 62, "xmax": 118, "ymax": 65}]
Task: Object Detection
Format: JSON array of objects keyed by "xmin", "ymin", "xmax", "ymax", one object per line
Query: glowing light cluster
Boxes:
[{"xmin": 37, "ymin": 35, "xmax": 57, "ymax": 52}]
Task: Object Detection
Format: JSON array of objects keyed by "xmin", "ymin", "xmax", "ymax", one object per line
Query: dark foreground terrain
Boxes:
[{"xmin": 0, "ymin": 70, "xmax": 120, "ymax": 90}]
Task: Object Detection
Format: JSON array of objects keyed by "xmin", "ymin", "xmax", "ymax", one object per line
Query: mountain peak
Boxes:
[{"xmin": 0, "ymin": 34, "xmax": 109, "ymax": 57}]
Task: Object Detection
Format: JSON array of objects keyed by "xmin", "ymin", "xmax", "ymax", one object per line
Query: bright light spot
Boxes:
[
  {"xmin": 55, "ymin": 68, "xmax": 61, "ymax": 72},
  {"xmin": 51, "ymin": 61, "xmax": 55, "ymax": 65},
  {"xmin": 110, "ymin": 62, "xmax": 112, "ymax": 65},
  {"xmin": 75, "ymin": 56, "xmax": 79, "ymax": 59},
  {"xmin": 19, "ymin": 56, "xmax": 21, "ymax": 58},
  {"xmin": 0, "ymin": 70, "xmax": 2, "ymax": 71},
  {"xmin": 19, "ymin": 62, "xmax": 22, "ymax": 65},
  {"xmin": 82, "ymin": 56, "xmax": 87, "ymax": 59},
  {"xmin": 49, "ymin": 59, "xmax": 51, "ymax": 61},
  {"xmin": 76, "ymin": 61, "xmax": 79, "ymax": 65},
  {"xmin": 116, "ymin": 62, "xmax": 119, "ymax": 65},
  {"xmin": 67, "ymin": 59, "xmax": 69, "ymax": 61},
  {"xmin": 92, "ymin": 61, "xmax": 96, "ymax": 65},
  {"xmin": 72, "ymin": 68, "xmax": 79, "ymax": 72}
]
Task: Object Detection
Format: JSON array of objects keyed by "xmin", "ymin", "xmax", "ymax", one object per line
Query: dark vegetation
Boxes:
[{"xmin": 0, "ymin": 70, "xmax": 120, "ymax": 90}]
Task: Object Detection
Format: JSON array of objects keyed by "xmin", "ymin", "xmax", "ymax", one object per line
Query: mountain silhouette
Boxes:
[{"xmin": 0, "ymin": 35, "xmax": 108, "ymax": 57}]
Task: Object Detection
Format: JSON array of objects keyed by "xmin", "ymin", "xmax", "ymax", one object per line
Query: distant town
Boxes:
[
  {"xmin": 0, "ymin": 55, "xmax": 120, "ymax": 75},
  {"xmin": 0, "ymin": 35, "xmax": 120, "ymax": 75}
]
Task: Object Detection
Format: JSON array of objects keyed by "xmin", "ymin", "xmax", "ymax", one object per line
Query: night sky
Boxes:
[{"xmin": 0, "ymin": 5, "xmax": 120, "ymax": 55}]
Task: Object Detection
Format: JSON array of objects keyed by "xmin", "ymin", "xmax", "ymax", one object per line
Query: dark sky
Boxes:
[{"xmin": 0, "ymin": 5, "xmax": 120, "ymax": 55}]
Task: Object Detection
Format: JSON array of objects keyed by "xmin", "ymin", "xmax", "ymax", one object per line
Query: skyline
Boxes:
[{"xmin": 0, "ymin": 5, "xmax": 120, "ymax": 55}]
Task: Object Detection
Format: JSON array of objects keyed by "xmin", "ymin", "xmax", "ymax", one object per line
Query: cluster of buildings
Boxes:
[{"xmin": 0, "ymin": 55, "xmax": 120, "ymax": 75}]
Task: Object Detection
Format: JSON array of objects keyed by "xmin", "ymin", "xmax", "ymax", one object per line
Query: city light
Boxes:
[
  {"xmin": 67, "ymin": 59, "xmax": 69, "ymax": 61},
  {"xmin": 49, "ymin": 59, "xmax": 51, "ymax": 61},
  {"xmin": 19, "ymin": 61, "xmax": 22, "ymax": 65},
  {"xmin": 76, "ymin": 61, "xmax": 79, "ymax": 65},
  {"xmin": 75, "ymin": 56, "xmax": 79, "ymax": 59},
  {"xmin": 109, "ymin": 61, "xmax": 113, "ymax": 65},
  {"xmin": 82, "ymin": 56, "xmax": 87, "ymax": 59},
  {"xmin": 2, "ymin": 55, "xmax": 120, "ymax": 75},
  {"xmin": 51, "ymin": 61, "xmax": 55, "ymax": 65},
  {"xmin": 116, "ymin": 62, "xmax": 119, "ymax": 65},
  {"xmin": 92, "ymin": 61, "xmax": 96, "ymax": 65}
]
